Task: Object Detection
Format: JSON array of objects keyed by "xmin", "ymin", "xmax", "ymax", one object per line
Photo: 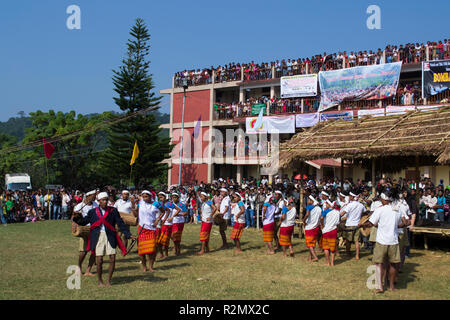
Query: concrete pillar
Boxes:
[
  {"xmin": 426, "ymin": 46, "xmax": 430, "ymax": 61},
  {"xmin": 342, "ymin": 56, "xmax": 346, "ymax": 69},
  {"xmin": 270, "ymin": 86, "xmax": 275, "ymax": 99},
  {"xmin": 301, "ymin": 99, "xmax": 304, "ymax": 113},
  {"xmin": 241, "ymin": 66, "xmax": 244, "ymax": 81},
  {"xmin": 268, "ymin": 174, "xmax": 273, "ymax": 186},
  {"xmin": 382, "ymin": 50, "xmax": 386, "ymax": 64},
  {"xmin": 306, "ymin": 63, "xmax": 309, "ymax": 74},
  {"xmin": 212, "ymin": 70, "xmax": 216, "ymax": 84},
  {"xmin": 239, "ymin": 87, "xmax": 245, "ymax": 103},
  {"xmin": 237, "ymin": 165, "xmax": 242, "ymax": 183},
  {"xmin": 272, "ymin": 66, "xmax": 276, "ymax": 79},
  {"xmin": 207, "ymin": 85, "xmax": 215, "ymax": 183}
]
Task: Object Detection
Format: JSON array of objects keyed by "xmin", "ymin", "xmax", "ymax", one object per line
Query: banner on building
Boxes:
[
  {"xmin": 385, "ymin": 105, "xmax": 416, "ymax": 116},
  {"xmin": 295, "ymin": 113, "xmax": 320, "ymax": 127},
  {"xmin": 320, "ymin": 111, "xmax": 353, "ymax": 122},
  {"xmin": 357, "ymin": 108, "xmax": 385, "ymax": 118},
  {"xmin": 318, "ymin": 62, "xmax": 402, "ymax": 112},
  {"xmin": 246, "ymin": 116, "xmax": 295, "ymax": 134},
  {"xmin": 250, "ymin": 104, "xmax": 267, "ymax": 115},
  {"xmin": 422, "ymin": 59, "xmax": 450, "ymax": 99},
  {"xmin": 281, "ymin": 74, "xmax": 318, "ymax": 98}
]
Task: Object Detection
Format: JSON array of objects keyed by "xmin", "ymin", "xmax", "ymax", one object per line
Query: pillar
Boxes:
[
  {"xmin": 237, "ymin": 165, "xmax": 243, "ymax": 184},
  {"xmin": 270, "ymin": 86, "xmax": 275, "ymax": 99},
  {"xmin": 239, "ymin": 87, "xmax": 245, "ymax": 103}
]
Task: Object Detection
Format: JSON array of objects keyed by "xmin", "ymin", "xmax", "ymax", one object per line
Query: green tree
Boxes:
[{"xmin": 103, "ymin": 18, "xmax": 172, "ymax": 188}]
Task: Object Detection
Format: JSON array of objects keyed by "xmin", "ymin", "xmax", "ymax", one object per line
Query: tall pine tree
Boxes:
[{"xmin": 104, "ymin": 18, "xmax": 172, "ymax": 188}]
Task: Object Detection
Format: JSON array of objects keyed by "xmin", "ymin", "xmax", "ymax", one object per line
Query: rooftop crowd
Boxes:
[{"xmin": 175, "ymin": 39, "xmax": 450, "ymax": 88}]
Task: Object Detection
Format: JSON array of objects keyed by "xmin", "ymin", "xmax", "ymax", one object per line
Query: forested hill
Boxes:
[{"xmin": 0, "ymin": 110, "xmax": 170, "ymax": 141}]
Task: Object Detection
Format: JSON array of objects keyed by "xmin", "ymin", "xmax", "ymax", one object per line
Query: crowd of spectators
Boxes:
[{"xmin": 175, "ymin": 39, "xmax": 450, "ymax": 88}]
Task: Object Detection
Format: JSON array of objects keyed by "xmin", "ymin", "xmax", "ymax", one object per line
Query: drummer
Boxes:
[
  {"xmin": 73, "ymin": 190, "xmax": 97, "ymax": 276},
  {"xmin": 114, "ymin": 190, "xmax": 137, "ymax": 251}
]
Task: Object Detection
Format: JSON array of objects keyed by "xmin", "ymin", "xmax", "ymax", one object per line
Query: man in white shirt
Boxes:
[
  {"xmin": 73, "ymin": 190, "xmax": 98, "ymax": 276},
  {"xmin": 273, "ymin": 190, "xmax": 286, "ymax": 249},
  {"xmin": 340, "ymin": 192, "xmax": 366, "ymax": 260},
  {"xmin": 114, "ymin": 190, "xmax": 136, "ymax": 251},
  {"xmin": 360, "ymin": 191, "xmax": 409, "ymax": 293}
]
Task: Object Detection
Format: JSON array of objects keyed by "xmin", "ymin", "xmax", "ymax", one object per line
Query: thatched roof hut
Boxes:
[{"xmin": 279, "ymin": 105, "xmax": 450, "ymax": 169}]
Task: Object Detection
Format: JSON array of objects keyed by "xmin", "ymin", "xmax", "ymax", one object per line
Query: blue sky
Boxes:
[{"xmin": 0, "ymin": 0, "xmax": 448, "ymax": 121}]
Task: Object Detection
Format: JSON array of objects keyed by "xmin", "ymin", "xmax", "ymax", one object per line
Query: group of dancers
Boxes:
[{"xmin": 72, "ymin": 185, "xmax": 413, "ymax": 293}]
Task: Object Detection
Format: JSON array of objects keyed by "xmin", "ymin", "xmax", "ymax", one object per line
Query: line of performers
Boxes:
[{"xmin": 73, "ymin": 187, "xmax": 412, "ymax": 292}]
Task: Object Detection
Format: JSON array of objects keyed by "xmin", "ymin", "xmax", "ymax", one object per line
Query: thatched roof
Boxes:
[{"xmin": 279, "ymin": 105, "xmax": 450, "ymax": 169}]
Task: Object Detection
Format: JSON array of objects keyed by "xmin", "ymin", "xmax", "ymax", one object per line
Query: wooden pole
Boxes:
[
  {"xmin": 340, "ymin": 158, "xmax": 344, "ymax": 188},
  {"xmin": 372, "ymin": 158, "xmax": 376, "ymax": 195},
  {"xmin": 129, "ymin": 165, "xmax": 133, "ymax": 188},
  {"xmin": 415, "ymin": 155, "xmax": 420, "ymax": 204}
]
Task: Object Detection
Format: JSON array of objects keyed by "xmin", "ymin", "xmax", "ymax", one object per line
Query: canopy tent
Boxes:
[{"xmin": 279, "ymin": 105, "xmax": 450, "ymax": 169}]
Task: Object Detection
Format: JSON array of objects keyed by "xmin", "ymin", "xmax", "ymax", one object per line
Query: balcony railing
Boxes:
[{"xmin": 213, "ymin": 89, "xmax": 450, "ymax": 120}]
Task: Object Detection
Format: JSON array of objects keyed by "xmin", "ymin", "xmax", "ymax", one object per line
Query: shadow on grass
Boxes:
[
  {"xmin": 395, "ymin": 262, "xmax": 420, "ymax": 290},
  {"xmin": 112, "ymin": 274, "xmax": 169, "ymax": 285}
]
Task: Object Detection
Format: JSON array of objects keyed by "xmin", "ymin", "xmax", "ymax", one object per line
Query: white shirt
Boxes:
[
  {"xmin": 322, "ymin": 209, "xmax": 340, "ymax": 234},
  {"xmin": 201, "ymin": 200, "xmax": 214, "ymax": 223},
  {"xmin": 275, "ymin": 198, "xmax": 286, "ymax": 219},
  {"xmin": 231, "ymin": 201, "xmax": 245, "ymax": 224},
  {"xmin": 114, "ymin": 199, "xmax": 132, "ymax": 214},
  {"xmin": 74, "ymin": 201, "xmax": 98, "ymax": 227},
  {"xmin": 62, "ymin": 194, "xmax": 71, "ymax": 207},
  {"xmin": 369, "ymin": 205, "xmax": 402, "ymax": 245},
  {"xmin": 370, "ymin": 200, "xmax": 383, "ymax": 212},
  {"xmin": 392, "ymin": 200, "xmax": 410, "ymax": 234},
  {"xmin": 305, "ymin": 206, "xmax": 322, "ymax": 230},
  {"xmin": 342, "ymin": 201, "xmax": 366, "ymax": 227},
  {"xmin": 262, "ymin": 203, "xmax": 276, "ymax": 225},
  {"xmin": 281, "ymin": 207, "xmax": 296, "ymax": 227},
  {"xmin": 220, "ymin": 196, "xmax": 231, "ymax": 220},
  {"xmin": 138, "ymin": 200, "xmax": 156, "ymax": 230}
]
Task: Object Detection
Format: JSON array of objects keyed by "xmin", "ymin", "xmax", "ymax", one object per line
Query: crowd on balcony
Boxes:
[{"xmin": 175, "ymin": 39, "xmax": 449, "ymax": 88}]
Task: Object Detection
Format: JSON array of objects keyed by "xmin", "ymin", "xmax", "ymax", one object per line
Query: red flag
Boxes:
[{"xmin": 42, "ymin": 137, "xmax": 55, "ymax": 159}]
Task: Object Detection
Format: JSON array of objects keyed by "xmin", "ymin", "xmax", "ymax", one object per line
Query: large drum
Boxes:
[
  {"xmin": 72, "ymin": 221, "xmax": 90, "ymax": 237},
  {"xmin": 120, "ymin": 212, "xmax": 138, "ymax": 226},
  {"xmin": 359, "ymin": 215, "xmax": 372, "ymax": 237}
]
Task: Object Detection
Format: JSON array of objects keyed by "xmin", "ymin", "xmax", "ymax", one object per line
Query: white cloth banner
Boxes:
[
  {"xmin": 385, "ymin": 106, "xmax": 416, "ymax": 116},
  {"xmin": 295, "ymin": 113, "xmax": 320, "ymax": 127},
  {"xmin": 357, "ymin": 108, "xmax": 385, "ymax": 118},
  {"xmin": 246, "ymin": 116, "xmax": 295, "ymax": 134},
  {"xmin": 266, "ymin": 115, "xmax": 296, "ymax": 133},
  {"xmin": 281, "ymin": 74, "xmax": 318, "ymax": 98}
]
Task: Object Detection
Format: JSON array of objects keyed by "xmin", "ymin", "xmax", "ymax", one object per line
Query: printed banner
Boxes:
[
  {"xmin": 422, "ymin": 59, "xmax": 450, "ymax": 98},
  {"xmin": 281, "ymin": 74, "xmax": 318, "ymax": 98},
  {"xmin": 246, "ymin": 116, "xmax": 295, "ymax": 134},
  {"xmin": 295, "ymin": 113, "xmax": 320, "ymax": 127},
  {"xmin": 320, "ymin": 111, "xmax": 353, "ymax": 122},
  {"xmin": 318, "ymin": 62, "xmax": 402, "ymax": 112},
  {"xmin": 357, "ymin": 108, "xmax": 385, "ymax": 118},
  {"xmin": 251, "ymin": 104, "xmax": 267, "ymax": 115}
]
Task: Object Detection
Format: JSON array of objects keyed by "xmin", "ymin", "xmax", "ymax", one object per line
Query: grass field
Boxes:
[{"xmin": 0, "ymin": 220, "xmax": 449, "ymax": 300}]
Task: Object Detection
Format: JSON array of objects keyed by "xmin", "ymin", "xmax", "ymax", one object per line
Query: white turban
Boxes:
[{"xmin": 97, "ymin": 192, "xmax": 108, "ymax": 200}]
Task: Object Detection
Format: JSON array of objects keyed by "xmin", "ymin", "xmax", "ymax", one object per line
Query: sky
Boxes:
[{"xmin": 0, "ymin": 0, "xmax": 449, "ymax": 121}]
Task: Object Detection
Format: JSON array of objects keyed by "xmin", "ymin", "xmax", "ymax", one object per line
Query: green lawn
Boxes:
[{"xmin": 0, "ymin": 220, "xmax": 449, "ymax": 300}]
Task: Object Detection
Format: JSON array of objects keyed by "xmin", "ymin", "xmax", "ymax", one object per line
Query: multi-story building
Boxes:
[{"xmin": 160, "ymin": 45, "xmax": 450, "ymax": 186}]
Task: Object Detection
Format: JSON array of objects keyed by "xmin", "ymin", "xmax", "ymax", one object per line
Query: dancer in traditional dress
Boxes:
[
  {"xmin": 279, "ymin": 198, "xmax": 296, "ymax": 257},
  {"xmin": 73, "ymin": 192, "xmax": 135, "ymax": 287},
  {"xmin": 198, "ymin": 192, "xmax": 216, "ymax": 255},
  {"xmin": 230, "ymin": 193, "xmax": 246, "ymax": 253},
  {"xmin": 73, "ymin": 190, "xmax": 97, "ymax": 276},
  {"xmin": 320, "ymin": 200, "xmax": 341, "ymax": 266},
  {"xmin": 158, "ymin": 195, "xmax": 180, "ymax": 259},
  {"xmin": 216, "ymin": 188, "xmax": 231, "ymax": 249},
  {"xmin": 262, "ymin": 196, "xmax": 276, "ymax": 254},
  {"xmin": 303, "ymin": 195, "xmax": 322, "ymax": 262},
  {"xmin": 155, "ymin": 192, "xmax": 168, "ymax": 259},
  {"xmin": 273, "ymin": 190, "xmax": 286, "ymax": 249},
  {"xmin": 137, "ymin": 190, "xmax": 164, "ymax": 272},
  {"xmin": 170, "ymin": 193, "xmax": 188, "ymax": 256}
]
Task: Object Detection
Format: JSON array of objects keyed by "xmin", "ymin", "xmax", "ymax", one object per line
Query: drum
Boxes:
[
  {"xmin": 359, "ymin": 215, "xmax": 372, "ymax": 237},
  {"xmin": 120, "ymin": 212, "xmax": 138, "ymax": 226},
  {"xmin": 72, "ymin": 222, "xmax": 90, "ymax": 238}
]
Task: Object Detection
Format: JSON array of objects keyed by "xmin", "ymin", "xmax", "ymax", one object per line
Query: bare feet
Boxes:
[
  {"xmin": 234, "ymin": 249, "xmax": 243, "ymax": 253},
  {"xmin": 142, "ymin": 267, "xmax": 148, "ymax": 272},
  {"xmin": 149, "ymin": 268, "xmax": 156, "ymax": 272},
  {"xmin": 267, "ymin": 250, "xmax": 275, "ymax": 255},
  {"xmin": 84, "ymin": 272, "xmax": 95, "ymax": 277},
  {"xmin": 98, "ymin": 282, "xmax": 105, "ymax": 287},
  {"xmin": 105, "ymin": 282, "xmax": 112, "ymax": 287},
  {"xmin": 219, "ymin": 245, "xmax": 229, "ymax": 250},
  {"xmin": 311, "ymin": 258, "xmax": 319, "ymax": 262},
  {"xmin": 355, "ymin": 256, "xmax": 360, "ymax": 260},
  {"xmin": 197, "ymin": 251, "xmax": 205, "ymax": 255},
  {"xmin": 375, "ymin": 289, "xmax": 384, "ymax": 294},
  {"xmin": 389, "ymin": 287, "xmax": 395, "ymax": 292}
]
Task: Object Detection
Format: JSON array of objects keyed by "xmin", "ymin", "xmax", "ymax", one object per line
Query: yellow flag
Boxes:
[{"xmin": 130, "ymin": 140, "xmax": 139, "ymax": 166}]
